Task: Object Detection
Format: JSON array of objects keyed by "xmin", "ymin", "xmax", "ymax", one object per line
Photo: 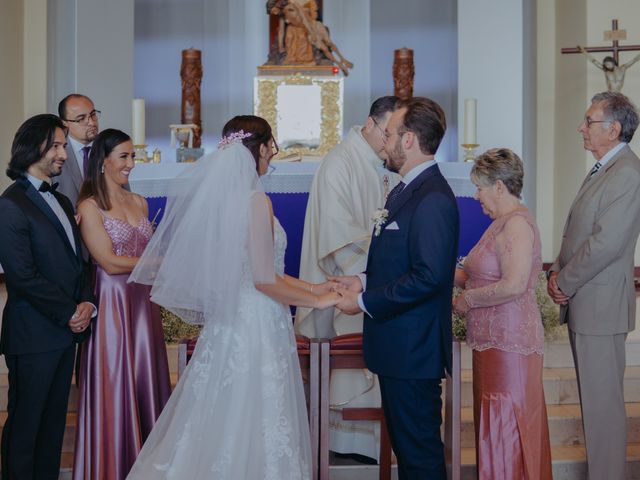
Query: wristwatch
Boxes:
[{"xmin": 545, "ymin": 269, "xmax": 554, "ymax": 280}]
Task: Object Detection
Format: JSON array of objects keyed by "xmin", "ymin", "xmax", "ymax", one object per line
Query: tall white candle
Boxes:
[
  {"xmin": 132, "ymin": 98, "xmax": 146, "ymax": 146},
  {"xmin": 463, "ymin": 98, "xmax": 477, "ymax": 145}
]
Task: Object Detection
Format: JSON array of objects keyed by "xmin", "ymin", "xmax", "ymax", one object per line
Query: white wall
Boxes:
[
  {"xmin": 134, "ymin": 0, "xmax": 457, "ymax": 160},
  {"xmin": 0, "ymin": 1, "xmax": 24, "ymax": 193},
  {"xmin": 458, "ymin": 0, "xmax": 524, "ymax": 161},
  {"xmin": 48, "ymin": 0, "xmax": 134, "ymax": 132}
]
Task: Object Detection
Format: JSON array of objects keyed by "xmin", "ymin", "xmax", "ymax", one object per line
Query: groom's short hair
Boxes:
[{"xmin": 398, "ymin": 97, "xmax": 446, "ymax": 156}]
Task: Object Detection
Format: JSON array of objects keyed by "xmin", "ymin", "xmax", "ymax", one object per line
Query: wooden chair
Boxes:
[
  {"xmin": 295, "ymin": 335, "xmax": 321, "ymax": 480},
  {"xmin": 444, "ymin": 339, "xmax": 462, "ymax": 480},
  {"xmin": 319, "ymin": 334, "xmax": 462, "ymax": 480},
  {"xmin": 176, "ymin": 334, "xmax": 322, "ymax": 480},
  {"xmin": 177, "ymin": 337, "xmax": 198, "ymax": 378},
  {"xmin": 318, "ymin": 333, "xmax": 392, "ymax": 480}
]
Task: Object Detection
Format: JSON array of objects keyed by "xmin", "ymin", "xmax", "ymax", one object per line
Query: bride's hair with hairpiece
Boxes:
[{"xmin": 221, "ymin": 115, "xmax": 274, "ymax": 171}]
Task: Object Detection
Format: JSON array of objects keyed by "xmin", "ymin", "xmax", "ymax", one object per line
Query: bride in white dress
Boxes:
[{"xmin": 127, "ymin": 116, "xmax": 339, "ymax": 479}]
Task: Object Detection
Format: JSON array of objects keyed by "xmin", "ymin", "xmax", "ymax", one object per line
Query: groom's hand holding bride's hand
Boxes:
[
  {"xmin": 327, "ymin": 275, "xmax": 363, "ymax": 293},
  {"xmin": 335, "ymin": 288, "xmax": 362, "ymax": 315}
]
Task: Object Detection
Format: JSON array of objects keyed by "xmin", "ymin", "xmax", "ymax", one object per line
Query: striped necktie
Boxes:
[{"xmin": 589, "ymin": 161, "xmax": 602, "ymax": 179}]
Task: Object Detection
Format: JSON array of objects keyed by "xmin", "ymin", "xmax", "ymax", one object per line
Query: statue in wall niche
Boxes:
[
  {"xmin": 578, "ymin": 46, "xmax": 640, "ymax": 92},
  {"xmin": 265, "ymin": 0, "xmax": 353, "ymax": 75},
  {"xmin": 180, "ymin": 48, "xmax": 203, "ymax": 147}
]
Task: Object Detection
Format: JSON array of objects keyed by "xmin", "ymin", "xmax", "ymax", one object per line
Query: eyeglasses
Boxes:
[
  {"xmin": 64, "ymin": 110, "xmax": 101, "ymax": 125},
  {"xmin": 583, "ymin": 117, "xmax": 611, "ymax": 128},
  {"xmin": 271, "ymin": 138, "xmax": 280, "ymax": 156}
]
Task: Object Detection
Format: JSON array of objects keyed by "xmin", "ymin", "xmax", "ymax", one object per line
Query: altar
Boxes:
[{"xmin": 129, "ymin": 160, "xmax": 490, "ymax": 278}]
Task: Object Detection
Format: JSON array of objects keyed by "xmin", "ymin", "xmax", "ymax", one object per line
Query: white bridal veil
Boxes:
[{"xmin": 129, "ymin": 142, "xmax": 276, "ymax": 325}]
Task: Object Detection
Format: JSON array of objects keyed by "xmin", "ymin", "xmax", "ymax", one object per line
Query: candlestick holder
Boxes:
[
  {"xmin": 461, "ymin": 143, "xmax": 479, "ymax": 163},
  {"xmin": 134, "ymin": 144, "xmax": 150, "ymax": 163}
]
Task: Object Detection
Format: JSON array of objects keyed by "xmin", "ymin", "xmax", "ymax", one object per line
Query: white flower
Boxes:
[{"xmin": 371, "ymin": 208, "xmax": 389, "ymax": 237}]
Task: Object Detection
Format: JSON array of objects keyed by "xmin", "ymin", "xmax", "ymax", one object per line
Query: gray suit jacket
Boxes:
[
  {"xmin": 551, "ymin": 144, "xmax": 640, "ymax": 335},
  {"xmin": 57, "ymin": 143, "xmax": 84, "ymax": 209}
]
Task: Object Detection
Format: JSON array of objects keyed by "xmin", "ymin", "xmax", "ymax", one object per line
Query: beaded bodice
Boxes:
[{"xmin": 102, "ymin": 216, "xmax": 153, "ymax": 257}]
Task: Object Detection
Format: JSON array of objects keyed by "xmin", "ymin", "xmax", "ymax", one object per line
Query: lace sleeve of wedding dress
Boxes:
[
  {"xmin": 464, "ymin": 214, "xmax": 536, "ymax": 308},
  {"xmin": 248, "ymin": 191, "xmax": 276, "ymax": 284},
  {"xmin": 128, "ymin": 143, "xmax": 265, "ymax": 325}
]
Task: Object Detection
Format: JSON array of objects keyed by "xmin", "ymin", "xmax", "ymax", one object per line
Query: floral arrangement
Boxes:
[
  {"xmin": 371, "ymin": 208, "xmax": 389, "ymax": 236},
  {"xmin": 161, "ymin": 308, "xmax": 201, "ymax": 343},
  {"xmin": 452, "ymin": 271, "xmax": 561, "ymax": 341}
]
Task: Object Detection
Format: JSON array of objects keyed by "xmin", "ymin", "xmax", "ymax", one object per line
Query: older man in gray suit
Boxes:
[{"xmin": 548, "ymin": 91, "xmax": 640, "ymax": 479}]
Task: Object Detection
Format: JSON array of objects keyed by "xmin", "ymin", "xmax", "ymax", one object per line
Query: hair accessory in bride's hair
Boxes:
[{"xmin": 217, "ymin": 130, "xmax": 252, "ymax": 149}]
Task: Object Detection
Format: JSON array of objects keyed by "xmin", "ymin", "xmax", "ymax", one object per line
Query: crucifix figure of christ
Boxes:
[{"xmin": 562, "ymin": 19, "xmax": 640, "ymax": 92}]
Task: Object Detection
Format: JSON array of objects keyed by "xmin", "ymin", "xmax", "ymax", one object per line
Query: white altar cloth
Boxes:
[{"xmin": 128, "ymin": 159, "xmax": 475, "ymax": 197}]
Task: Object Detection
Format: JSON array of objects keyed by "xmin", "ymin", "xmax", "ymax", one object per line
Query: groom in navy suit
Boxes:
[
  {"xmin": 335, "ymin": 97, "xmax": 459, "ymax": 479},
  {"xmin": 0, "ymin": 114, "xmax": 94, "ymax": 479}
]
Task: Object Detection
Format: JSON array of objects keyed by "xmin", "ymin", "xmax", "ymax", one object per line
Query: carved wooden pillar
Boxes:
[
  {"xmin": 393, "ymin": 48, "xmax": 414, "ymax": 101},
  {"xmin": 180, "ymin": 48, "xmax": 203, "ymax": 147}
]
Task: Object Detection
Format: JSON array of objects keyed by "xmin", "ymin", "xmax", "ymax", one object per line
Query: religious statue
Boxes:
[
  {"xmin": 393, "ymin": 48, "xmax": 414, "ymax": 100},
  {"xmin": 180, "ymin": 48, "xmax": 203, "ymax": 147},
  {"xmin": 578, "ymin": 45, "xmax": 640, "ymax": 92},
  {"xmin": 265, "ymin": 0, "xmax": 353, "ymax": 76}
]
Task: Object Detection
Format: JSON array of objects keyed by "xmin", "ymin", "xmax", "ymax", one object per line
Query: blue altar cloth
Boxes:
[{"xmin": 145, "ymin": 193, "xmax": 490, "ymax": 279}]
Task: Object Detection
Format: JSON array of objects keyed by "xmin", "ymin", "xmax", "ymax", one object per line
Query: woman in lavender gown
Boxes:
[
  {"xmin": 73, "ymin": 129, "xmax": 171, "ymax": 479},
  {"xmin": 126, "ymin": 116, "xmax": 340, "ymax": 479},
  {"xmin": 453, "ymin": 148, "xmax": 552, "ymax": 479}
]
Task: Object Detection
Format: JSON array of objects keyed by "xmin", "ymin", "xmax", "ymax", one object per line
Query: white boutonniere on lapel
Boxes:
[{"xmin": 372, "ymin": 208, "xmax": 389, "ymax": 237}]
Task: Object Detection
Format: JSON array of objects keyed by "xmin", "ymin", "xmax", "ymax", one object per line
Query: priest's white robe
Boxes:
[{"xmin": 296, "ymin": 125, "xmax": 399, "ymax": 459}]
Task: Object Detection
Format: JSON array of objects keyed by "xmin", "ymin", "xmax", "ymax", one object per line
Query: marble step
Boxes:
[
  {"xmin": 0, "ymin": 411, "xmax": 77, "ymax": 454},
  {"xmin": 327, "ymin": 443, "xmax": 640, "ymax": 480},
  {"xmin": 0, "ymin": 344, "xmax": 182, "ymax": 376},
  {"xmin": 458, "ymin": 402, "xmax": 640, "ymax": 448},
  {"xmin": 0, "ymin": 372, "xmax": 179, "ymax": 412},
  {"xmin": 452, "ymin": 365, "xmax": 640, "ymax": 408},
  {"xmin": 458, "ymin": 337, "xmax": 640, "ymax": 369}
]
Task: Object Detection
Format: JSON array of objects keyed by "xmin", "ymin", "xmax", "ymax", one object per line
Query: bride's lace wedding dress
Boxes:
[{"xmin": 127, "ymin": 217, "xmax": 312, "ymax": 479}]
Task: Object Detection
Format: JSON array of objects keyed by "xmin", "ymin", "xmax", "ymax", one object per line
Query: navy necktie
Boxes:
[
  {"xmin": 82, "ymin": 146, "xmax": 91, "ymax": 178},
  {"xmin": 385, "ymin": 182, "xmax": 405, "ymax": 209}
]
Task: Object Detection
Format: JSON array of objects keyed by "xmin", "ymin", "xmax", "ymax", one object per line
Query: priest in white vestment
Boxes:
[{"xmin": 296, "ymin": 96, "xmax": 400, "ymax": 460}]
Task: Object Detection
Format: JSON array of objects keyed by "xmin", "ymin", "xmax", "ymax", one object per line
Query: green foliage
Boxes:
[
  {"xmin": 161, "ymin": 307, "xmax": 202, "ymax": 343},
  {"xmin": 452, "ymin": 271, "xmax": 560, "ymax": 341}
]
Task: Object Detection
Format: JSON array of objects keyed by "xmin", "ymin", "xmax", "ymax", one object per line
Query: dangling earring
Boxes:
[{"xmin": 101, "ymin": 165, "xmax": 105, "ymax": 174}]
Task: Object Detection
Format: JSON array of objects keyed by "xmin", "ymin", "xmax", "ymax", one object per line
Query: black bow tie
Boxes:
[{"xmin": 38, "ymin": 181, "xmax": 59, "ymax": 193}]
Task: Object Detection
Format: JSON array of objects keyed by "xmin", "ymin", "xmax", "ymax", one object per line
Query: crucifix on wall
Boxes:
[{"xmin": 562, "ymin": 19, "xmax": 640, "ymax": 92}]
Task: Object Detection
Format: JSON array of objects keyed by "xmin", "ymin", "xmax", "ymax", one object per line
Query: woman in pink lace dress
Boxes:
[
  {"xmin": 453, "ymin": 148, "xmax": 552, "ymax": 479},
  {"xmin": 73, "ymin": 129, "xmax": 171, "ymax": 479}
]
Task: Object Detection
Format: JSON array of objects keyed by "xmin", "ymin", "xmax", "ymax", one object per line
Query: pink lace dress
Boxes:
[
  {"xmin": 73, "ymin": 215, "xmax": 171, "ymax": 480},
  {"xmin": 463, "ymin": 208, "xmax": 552, "ymax": 480}
]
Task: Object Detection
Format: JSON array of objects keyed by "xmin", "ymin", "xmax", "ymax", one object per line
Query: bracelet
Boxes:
[{"xmin": 310, "ymin": 284, "xmax": 314, "ymax": 294}]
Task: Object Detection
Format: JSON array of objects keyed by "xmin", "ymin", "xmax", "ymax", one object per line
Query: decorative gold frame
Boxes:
[{"xmin": 254, "ymin": 73, "xmax": 343, "ymax": 159}]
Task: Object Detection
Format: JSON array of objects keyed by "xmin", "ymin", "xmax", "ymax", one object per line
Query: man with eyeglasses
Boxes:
[
  {"xmin": 295, "ymin": 96, "xmax": 399, "ymax": 461},
  {"xmin": 548, "ymin": 91, "xmax": 640, "ymax": 479},
  {"xmin": 57, "ymin": 94, "xmax": 101, "ymax": 207}
]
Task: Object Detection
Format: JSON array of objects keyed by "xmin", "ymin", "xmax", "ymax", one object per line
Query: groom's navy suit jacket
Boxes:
[{"xmin": 362, "ymin": 164, "xmax": 459, "ymax": 380}]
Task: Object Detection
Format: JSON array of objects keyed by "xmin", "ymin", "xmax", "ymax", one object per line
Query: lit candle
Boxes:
[
  {"xmin": 463, "ymin": 98, "xmax": 477, "ymax": 145},
  {"xmin": 132, "ymin": 98, "xmax": 146, "ymax": 146}
]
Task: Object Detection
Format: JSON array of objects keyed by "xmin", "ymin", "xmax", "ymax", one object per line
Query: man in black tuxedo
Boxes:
[
  {"xmin": 334, "ymin": 97, "xmax": 459, "ymax": 479},
  {"xmin": 0, "ymin": 114, "xmax": 94, "ymax": 479}
]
